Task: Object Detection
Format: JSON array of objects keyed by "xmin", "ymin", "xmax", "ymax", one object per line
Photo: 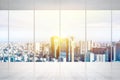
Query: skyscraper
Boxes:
[
  {"xmin": 51, "ymin": 36, "xmax": 60, "ymax": 59},
  {"xmin": 113, "ymin": 43, "xmax": 116, "ymax": 61},
  {"xmin": 115, "ymin": 42, "xmax": 120, "ymax": 61},
  {"xmin": 66, "ymin": 38, "xmax": 69, "ymax": 62},
  {"xmin": 70, "ymin": 37, "xmax": 75, "ymax": 62}
]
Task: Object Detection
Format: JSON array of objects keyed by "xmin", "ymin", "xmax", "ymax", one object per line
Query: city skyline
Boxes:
[{"xmin": 0, "ymin": 35, "xmax": 120, "ymax": 62}]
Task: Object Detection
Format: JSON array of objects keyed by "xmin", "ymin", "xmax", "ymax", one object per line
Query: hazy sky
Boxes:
[{"xmin": 0, "ymin": 10, "xmax": 120, "ymax": 42}]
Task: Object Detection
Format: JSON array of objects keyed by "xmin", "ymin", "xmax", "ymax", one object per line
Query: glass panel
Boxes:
[
  {"xmin": 0, "ymin": 10, "xmax": 8, "ymax": 62},
  {"xmin": 61, "ymin": 10, "xmax": 85, "ymax": 62},
  {"xmin": 35, "ymin": 10, "xmax": 59, "ymax": 62},
  {"xmin": 112, "ymin": 10, "xmax": 120, "ymax": 62},
  {"xmin": 86, "ymin": 10, "xmax": 111, "ymax": 62},
  {"xmin": 9, "ymin": 10, "xmax": 34, "ymax": 62}
]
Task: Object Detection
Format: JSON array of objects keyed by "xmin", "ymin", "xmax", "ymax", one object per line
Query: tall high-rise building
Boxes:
[
  {"xmin": 50, "ymin": 36, "xmax": 60, "ymax": 59},
  {"xmin": 35, "ymin": 43, "xmax": 40, "ymax": 53},
  {"xmin": 70, "ymin": 37, "xmax": 75, "ymax": 62},
  {"xmin": 87, "ymin": 40, "xmax": 93, "ymax": 51},
  {"xmin": 65, "ymin": 37, "xmax": 75, "ymax": 62},
  {"xmin": 90, "ymin": 52, "xmax": 95, "ymax": 62},
  {"xmin": 79, "ymin": 41, "xmax": 86, "ymax": 54},
  {"xmin": 113, "ymin": 43, "xmax": 116, "ymax": 61},
  {"xmin": 115, "ymin": 42, "xmax": 120, "ymax": 61},
  {"xmin": 66, "ymin": 38, "xmax": 69, "ymax": 62},
  {"xmin": 105, "ymin": 46, "xmax": 111, "ymax": 62}
]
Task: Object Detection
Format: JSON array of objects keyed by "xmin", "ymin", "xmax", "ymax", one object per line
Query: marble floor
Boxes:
[{"xmin": 0, "ymin": 62, "xmax": 120, "ymax": 80}]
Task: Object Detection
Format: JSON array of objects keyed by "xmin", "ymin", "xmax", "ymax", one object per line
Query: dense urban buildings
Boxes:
[{"xmin": 0, "ymin": 36, "xmax": 120, "ymax": 62}]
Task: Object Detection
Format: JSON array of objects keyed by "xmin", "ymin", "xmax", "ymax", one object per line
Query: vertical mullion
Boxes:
[
  {"xmin": 85, "ymin": 0, "xmax": 87, "ymax": 62},
  {"xmin": 59, "ymin": 0, "xmax": 61, "ymax": 78},
  {"xmin": 8, "ymin": 0, "xmax": 9, "ymax": 72},
  {"xmin": 33, "ymin": 0, "xmax": 35, "ymax": 63},
  {"xmin": 111, "ymin": 0, "xmax": 113, "ymax": 80},
  {"xmin": 33, "ymin": 0, "xmax": 35, "ymax": 79},
  {"xmin": 85, "ymin": 0, "xmax": 88, "ymax": 80}
]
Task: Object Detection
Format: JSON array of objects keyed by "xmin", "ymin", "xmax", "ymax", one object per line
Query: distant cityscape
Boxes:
[{"xmin": 0, "ymin": 36, "xmax": 120, "ymax": 62}]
